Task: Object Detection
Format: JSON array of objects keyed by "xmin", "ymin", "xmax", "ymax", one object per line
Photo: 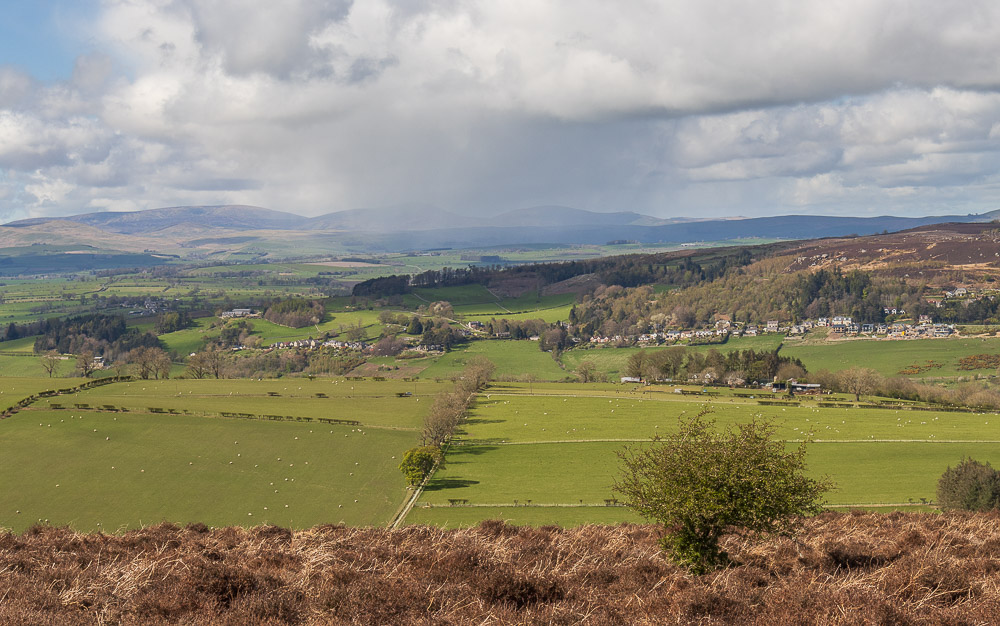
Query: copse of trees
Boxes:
[
  {"xmin": 154, "ymin": 311, "xmax": 192, "ymax": 334},
  {"xmin": 33, "ymin": 314, "xmax": 161, "ymax": 360},
  {"xmin": 125, "ymin": 346, "xmax": 172, "ymax": 379},
  {"xmin": 625, "ymin": 347, "xmax": 805, "ymax": 384},
  {"xmin": 263, "ymin": 298, "xmax": 324, "ymax": 328}
]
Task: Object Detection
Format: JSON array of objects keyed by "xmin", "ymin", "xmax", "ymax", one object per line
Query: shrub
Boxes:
[
  {"xmin": 399, "ymin": 446, "xmax": 441, "ymax": 486},
  {"xmin": 936, "ymin": 458, "xmax": 1000, "ymax": 512},
  {"xmin": 614, "ymin": 411, "xmax": 830, "ymax": 574}
]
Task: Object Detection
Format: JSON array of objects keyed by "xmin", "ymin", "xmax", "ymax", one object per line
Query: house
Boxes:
[
  {"xmin": 955, "ymin": 287, "xmax": 969, "ymax": 297},
  {"xmin": 832, "ymin": 315, "xmax": 852, "ymax": 325},
  {"xmin": 861, "ymin": 323, "xmax": 874, "ymax": 333},
  {"xmin": 766, "ymin": 320, "xmax": 780, "ymax": 332},
  {"xmin": 620, "ymin": 377, "xmax": 642, "ymax": 384},
  {"xmin": 221, "ymin": 308, "xmax": 253, "ymax": 318},
  {"xmin": 816, "ymin": 317, "xmax": 829, "ymax": 327},
  {"xmin": 918, "ymin": 314, "xmax": 933, "ymax": 325}
]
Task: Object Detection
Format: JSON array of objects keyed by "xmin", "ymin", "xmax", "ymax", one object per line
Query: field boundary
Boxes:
[
  {"xmin": 0, "ymin": 375, "xmax": 134, "ymax": 419},
  {"xmin": 22, "ymin": 403, "xmax": 421, "ymax": 431},
  {"xmin": 454, "ymin": 438, "xmax": 1000, "ymax": 445},
  {"xmin": 413, "ymin": 501, "xmax": 933, "ymax": 510}
]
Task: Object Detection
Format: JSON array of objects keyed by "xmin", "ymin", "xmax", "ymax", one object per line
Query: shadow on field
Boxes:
[
  {"xmin": 446, "ymin": 445, "xmax": 500, "ymax": 458},
  {"xmin": 423, "ymin": 478, "xmax": 480, "ymax": 491},
  {"xmin": 462, "ymin": 418, "xmax": 506, "ymax": 425}
]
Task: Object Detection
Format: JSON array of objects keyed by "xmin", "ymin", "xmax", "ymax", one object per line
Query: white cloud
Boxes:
[{"xmin": 3, "ymin": 0, "xmax": 1000, "ymax": 221}]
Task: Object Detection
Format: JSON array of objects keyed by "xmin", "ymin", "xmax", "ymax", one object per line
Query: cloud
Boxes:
[{"xmin": 2, "ymin": 0, "xmax": 1000, "ymax": 221}]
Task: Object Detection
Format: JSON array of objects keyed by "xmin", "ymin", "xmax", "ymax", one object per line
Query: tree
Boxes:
[
  {"xmin": 614, "ymin": 412, "xmax": 830, "ymax": 574},
  {"xmin": 39, "ymin": 351, "xmax": 60, "ymax": 377},
  {"xmin": 839, "ymin": 366, "xmax": 881, "ymax": 402},
  {"xmin": 406, "ymin": 317, "xmax": 423, "ymax": 335},
  {"xmin": 345, "ymin": 320, "xmax": 366, "ymax": 342},
  {"xmin": 373, "ymin": 336, "xmax": 405, "ymax": 356},
  {"xmin": 775, "ymin": 362, "xmax": 806, "ymax": 381},
  {"xmin": 576, "ymin": 360, "xmax": 602, "ymax": 383},
  {"xmin": 398, "ymin": 446, "xmax": 441, "ymax": 486},
  {"xmin": 937, "ymin": 458, "xmax": 1000, "ymax": 511},
  {"xmin": 126, "ymin": 346, "xmax": 172, "ymax": 380},
  {"xmin": 76, "ymin": 351, "xmax": 98, "ymax": 378}
]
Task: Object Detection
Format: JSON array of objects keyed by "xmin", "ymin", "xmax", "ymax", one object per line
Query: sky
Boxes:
[{"xmin": 2, "ymin": 0, "xmax": 1000, "ymax": 222}]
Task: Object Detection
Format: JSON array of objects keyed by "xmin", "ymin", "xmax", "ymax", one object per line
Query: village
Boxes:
[{"xmin": 588, "ymin": 312, "xmax": 957, "ymax": 346}]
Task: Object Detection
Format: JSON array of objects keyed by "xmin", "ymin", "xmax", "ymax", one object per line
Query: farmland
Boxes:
[
  {"xmin": 417, "ymin": 340, "xmax": 567, "ymax": 380},
  {"xmin": 781, "ymin": 337, "xmax": 1000, "ymax": 379},
  {"xmin": 0, "ymin": 378, "xmax": 448, "ymax": 533},
  {"xmin": 408, "ymin": 382, "xmax": 1000, "ymax": 527}
]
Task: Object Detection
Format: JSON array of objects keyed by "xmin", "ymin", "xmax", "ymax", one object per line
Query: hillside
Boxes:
[
  {"xmin": 781, "ymin": 221, "xmax": 1000, "ymax": 287},
  {"xmin": 2, "ymin": 513, "xmax": 997, "ymax": 624},
  {"xmin": 6, "ymin": 205, "xmax": 1000, "ymax": 256},
  {"xmin": 5, "ymin": 205, "xmax": 310, "ymax": 234}
]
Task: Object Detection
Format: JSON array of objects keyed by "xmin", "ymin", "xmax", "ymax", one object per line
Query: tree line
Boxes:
[
  {"xmin": 352, "ymin": 245, "xmax": 769, "ymax": 299},
  {"xmin": 622, "ymin": 347, "xmax": 806, "ymax": 384}
]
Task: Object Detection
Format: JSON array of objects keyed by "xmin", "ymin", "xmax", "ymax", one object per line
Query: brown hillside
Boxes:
[
  {"xmin": 3, "ymin": 513, "xmax": 1000, "ymax": 624},
  {"xmin": 779, "ymin": 223, "xmax": 1000, "ymax": 286}
]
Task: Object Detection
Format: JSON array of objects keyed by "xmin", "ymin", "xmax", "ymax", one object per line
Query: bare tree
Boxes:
[
  {"xmin": 839, "ymin": 367, "xmax": 881, "ymax": 402},
  {"xmin": 185, "ymin": 351, "xmax": 211, "ymax": 379},
  {"xmin": 125, "ymin": 346, "xmax": 171, "ymax": 380},
  {"xmin": 153, "ymin": 349, "xmax": 172, "ymax": 379},
  {"xmin": 39, "ymin": 351, "xmax": 60, "ymax": 378},
  {"xmin": 76, "ymin": 351, "xmax": 98, "ymax": 378},
  {"xmin": 576, "ymin": 360, "xmax": 600, "ymax": 383}
]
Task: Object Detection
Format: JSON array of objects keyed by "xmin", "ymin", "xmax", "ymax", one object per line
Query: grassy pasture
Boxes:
[
  {"xmin": 158, "ymin": 317, "xmax": 217, "ymax": 355},
  {"xmin": 459, "ymin": 389, "xmax": 1000, "ymax": 444},
  {"xmin": 417, "ymin": 341, "xmax": 567, "ymax": 381},
  {"xmin": 0, "ymin": 353, "xmax": 78, "ymax": 378},
  {"xmin": 0, "ymin": 377, "xmax": 451, "ymax": 533},
  {"xmin": 781, "ymin": 337, "xmax": 1000, "ymax": 378},
  {"xmin": 50, "ymin": 378, "xmax": 448, "ymax": 430},
  {"xmin": 0, "ymin": 376, "xmax": 87, "ymax": 411},
  {"xmin": 0, "ymin": 409, "xmax": 414, "ymax": 533},
  {"xmin": 410, "ymin": 384, "xmax": 1000, "ymax": 526}
]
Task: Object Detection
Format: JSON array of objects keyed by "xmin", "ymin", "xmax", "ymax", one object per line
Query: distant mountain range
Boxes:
[{"xmin": 5, "ymin": 204, "xmax": 1000, "ymax": 252}]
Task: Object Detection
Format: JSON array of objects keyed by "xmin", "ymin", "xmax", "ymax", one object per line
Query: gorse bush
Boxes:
[{"xmin": 936, "ymin": 458, "xmax": 1000, "ymax": 512}]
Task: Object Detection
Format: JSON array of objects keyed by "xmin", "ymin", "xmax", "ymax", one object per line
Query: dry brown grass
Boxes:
[{"xmin": 3, "ymin": 512, "xmax": 1000, "ymax": 624}]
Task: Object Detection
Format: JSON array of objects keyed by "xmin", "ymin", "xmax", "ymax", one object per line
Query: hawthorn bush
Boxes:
[
  {"xmin": 615, "ymin": 411, "xmax": 830, "ymax": 573},
  {"xmin": 937, "ymin": 458, "xmax": 1000, "ymax": 512}
]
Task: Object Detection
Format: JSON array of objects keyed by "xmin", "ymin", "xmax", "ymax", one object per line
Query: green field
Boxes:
[
  {"xmin": 0, "ymin": 377, "xmax": 447, "ymax": 533},
  {"xmin": 417, "ymin": 340, "xmax": 567, "ymax": 381},
  {"xmin": 781, "ymin": 337, "xmax": 1000, "ymax": 379},
  {"xmin": 0, "ymin": 353, "xmax": 78, "ymax": 378},
  {"xmin": 406, "ymin": 383, "xmax": 1000, "ymax": 526}
]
